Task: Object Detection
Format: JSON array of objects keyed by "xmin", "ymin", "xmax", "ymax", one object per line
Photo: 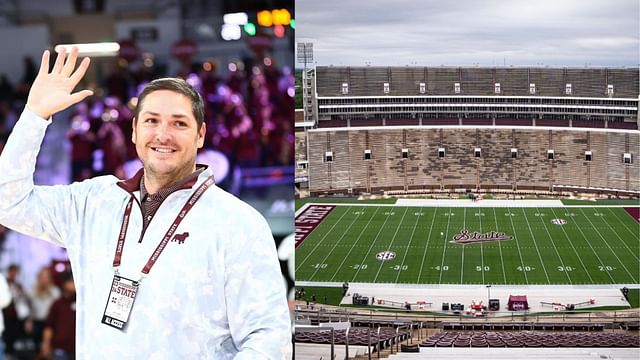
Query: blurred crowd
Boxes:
[
  {"xmin": 0, "ymin": 265, "xmax": 75, "ymax": 360},
  {"xmin": 0, "ymin": 54, "xmax": 295, "ymax": 183}
]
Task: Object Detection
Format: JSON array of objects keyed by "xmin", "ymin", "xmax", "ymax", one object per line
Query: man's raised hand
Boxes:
[{"xmin": 26, "ymin": 47, "xmax": 93, "ymax": 120}]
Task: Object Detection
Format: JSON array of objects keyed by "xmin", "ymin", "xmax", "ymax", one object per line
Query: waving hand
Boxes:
[{"xmin": 26, "ymin": 47, "xmax": 93, "ymax": 119}]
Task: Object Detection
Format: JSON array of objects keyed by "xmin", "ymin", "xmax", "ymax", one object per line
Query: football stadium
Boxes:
[{"xmin": 294, "ymin": 65, "xmax": 640, "ymax": 359}]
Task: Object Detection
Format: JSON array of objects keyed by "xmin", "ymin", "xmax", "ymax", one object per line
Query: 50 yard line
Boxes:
[{"xmin": 491, "ymin": 208, "xmax": 507, "ymax": 284}]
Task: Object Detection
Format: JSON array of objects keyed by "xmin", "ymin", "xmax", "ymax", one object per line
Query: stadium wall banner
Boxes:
[{"xmin": 450, "ymin": 229, "xmax": 513, "ymax": 245}]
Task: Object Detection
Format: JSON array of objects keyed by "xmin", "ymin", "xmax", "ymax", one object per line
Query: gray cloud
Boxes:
[{"xmin": 296, "ymin": 0, "xmax": 639, "ymax": 67}]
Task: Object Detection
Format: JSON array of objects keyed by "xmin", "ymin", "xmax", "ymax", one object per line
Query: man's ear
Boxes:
[
  {"xmin": 197, "ymin": 122, "xmax": 206, "ymax": 149},
  {"xmin": 131, "ymin": 118, "xmax": 137, "ymax": 144}
]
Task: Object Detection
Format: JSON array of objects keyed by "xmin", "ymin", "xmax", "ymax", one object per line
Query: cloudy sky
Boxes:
[{"xmin": 295, "ymin": 0, "xmax": 639, "ymax": 67}]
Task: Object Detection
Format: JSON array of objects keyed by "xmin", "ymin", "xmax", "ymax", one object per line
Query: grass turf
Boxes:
[
  {"xmin": 296, "ymin": 205, "xmax": 640, "ymax": 285},
  {"xmin": 295, "ymin": 286, "xmax": 345, "ymax": 306}
]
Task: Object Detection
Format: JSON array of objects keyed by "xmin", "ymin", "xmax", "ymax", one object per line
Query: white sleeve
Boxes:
[
  {"xmin": 0, "ymin": 109, "xmax": 88, "ymax": 247},
  {"xmin": 224, "ymin": 213, "xmax": 292, "ymax": 359}
]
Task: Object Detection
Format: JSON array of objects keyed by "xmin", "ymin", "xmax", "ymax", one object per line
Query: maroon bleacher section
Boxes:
[
  {"xmin": 317, "ymin": 119, "xmax": 348, "ymax": 128},
  {"xmin": 573, "ymin": 120, "xmax": 605, "ymax": 128},
  {"xmin": 423, "ymin": 118, "xmax": 459, "ymax": 125},
  {"xmin": 386, "ymin": 118, "xmax": 420, "ymax": 126},
  {"xmin": 295, "ymin": 328, "xmax": 411, "ymax": 351},
  {"xmin": 495, "ymin": 118, "xmax": 533, "ymax": 126},
  {"xmin": 420, "ymin": 331, "xmax": 640, "ymax": 348},
  {"xmin": 316, "ymin": 118, "xmax": 637, "ymax": 129},
  {"xmin": 461, "ymin": 118, "xmax": 492, "ymax": 126},
  {"xmin": 351, "ymin": 118, "xmax": 383, "ymax": 127},
  {"xmin": 536, "ymin": 119, "xmax": 570, "ymax": 127},
  {"xmin": 608, "ymin": 121, "xmax": 638, "ymax": 130}
]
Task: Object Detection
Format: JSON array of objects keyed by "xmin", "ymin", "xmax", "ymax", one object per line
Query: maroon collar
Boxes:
[{"xmin": 117, "ymin": 164, "xmax": 208, "ymax": 194}]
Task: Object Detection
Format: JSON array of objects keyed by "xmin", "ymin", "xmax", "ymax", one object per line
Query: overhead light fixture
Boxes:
[
  {"xmin": 54, "ymin": 42, "xmax": 120, "ymax": 57},
  {"xmin": 223, "ymin": 12, "xmax": 248, "ymax": 25}
]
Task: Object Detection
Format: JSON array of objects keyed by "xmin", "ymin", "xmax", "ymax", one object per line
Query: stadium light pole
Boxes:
[{"xmin": 296, "ymin": 42, "xmax": 314, "ymax": 123}]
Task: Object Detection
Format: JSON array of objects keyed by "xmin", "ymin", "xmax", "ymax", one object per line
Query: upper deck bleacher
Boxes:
[{"xmin": 315, "ymin": 66, "xmax": 639, "ymax": 98}]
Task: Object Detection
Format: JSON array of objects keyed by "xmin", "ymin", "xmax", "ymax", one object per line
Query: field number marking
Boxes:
[
  {"xmin": 598, "ymin": 265, "xmax": 616, "ymax": 271},
  {"xmin": 392, "ymin": 265, "xmax": 408, "ymax": 271},
  {"xmin": 517, "ymin": 266, "xmax": 536, "ymax": 271},
  {"xmin": 476, "ymin": 266, "xmax": 490, "ymax": 271},
  {"xmin": 313, "ymin": 263, "xmax": 328, "ymax": 269},
  {"xmin": 557, "ymin": 266, "xmax": 574, "ymax": 272},
  {"xmin": 352, "ymin": 264, "xmax": 368, "ymax": 270}
]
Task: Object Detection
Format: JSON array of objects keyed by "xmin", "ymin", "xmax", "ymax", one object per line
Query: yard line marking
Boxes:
[
  {"xmin": 478, "ymin": 207, "xmax": 485, "ymax": 284},
  {"xmin": 506, "ymin": 208, "xmax": 530, "ymax": 284},
  {"xmin": 529, "ymin": 207, "xmax": 575, "ymax": 284},
  {"xmin": 519, "ymin": 208, "xmax": 552, "ymax": 284},
  {"xmin": 606, "ymin": 207, "xmax": 639, "ymax": 237},
  {"xmin": 306, "ymin": 207, "xmax": 367, "ymax": 280},
  {"xmin": 296, "ymin": 206, "xmax": 353, "ymax": 271},
  {"xmin": 603, "ymin": 208, "xmax": 640, "ymax": 261},
  {"xmin": 438, "ymin": 207, "xmax": 453, "ymax": 284},
  {"xmin": 574, "ymin": 208, "xmax": 638, "ymax": 283},
  {"xmin": 542, "ymin": 207, "xmax": 592, "ymax": 284},
  {"xmin": 352, "ymin": 206, "xmax": 397, "ymax": 281},
  {"xmin": 492, "ymin": 208, "xmax": 507, "ymax": 284},
  {"xmin": 394, "ymin": 208, "xmax": 422, "ymax": 283},
  {"xmin": 460, "ymin": 208, "xmax": 466, "ymax": 284},
  {"xmin": 562, "ymin": 208, "xmax": 616, "ymax": 283},
  {"xmin": 328, "ymin": 207, "xmax": 381, "ymax": 281},
  {"xmin": 373, "ymin": 207, "xmax": 409, "ymax": 283},
  {"xmin": 417, "ymin": 208, "xmax": 438, "ymax": 282}
]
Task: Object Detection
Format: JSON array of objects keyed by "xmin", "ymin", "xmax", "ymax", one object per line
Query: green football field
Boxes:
[{"xmin": 296, "ymin": 205, "xmax": 640, "ymax": 285}]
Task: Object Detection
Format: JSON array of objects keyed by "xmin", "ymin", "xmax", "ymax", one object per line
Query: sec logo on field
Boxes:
[
  {"xmin": 376, "ymin": 251, "xmax": 396, "ymax": 261},
  {"xmin": 551, "ymin": 218, "xmax": 567, "ymax": 225}
]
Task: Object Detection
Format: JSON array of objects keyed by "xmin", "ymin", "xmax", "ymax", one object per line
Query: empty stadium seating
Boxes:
[
  {"xmin": 307, "ymin": 128, "xmax": 640, "ymax": 196},
  {"xmin": 420, "ymin": 331, "xmax": 640, "ymax": 348},
  {"xmin": 315, "ymin": 66, "xmax": 639, "ymax": 98}
]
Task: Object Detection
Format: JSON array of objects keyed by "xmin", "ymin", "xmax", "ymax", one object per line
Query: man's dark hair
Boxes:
[{"xmin": 135, "ymin": 78, "xmax": 205, "ymax": 129}]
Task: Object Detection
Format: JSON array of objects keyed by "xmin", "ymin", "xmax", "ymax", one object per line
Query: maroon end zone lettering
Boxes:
[
  {"xmin": 623, "ymin": 207, "xmax": 640, "ymax": 224},
  {"xmin": 295, "ymin": 205, "xmax": 336, "ymax": 248}
]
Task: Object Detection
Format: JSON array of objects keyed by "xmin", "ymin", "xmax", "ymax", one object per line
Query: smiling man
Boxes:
[{"xmin": 0, "ymin": 48, "xmax": 291, "ymax": 359}]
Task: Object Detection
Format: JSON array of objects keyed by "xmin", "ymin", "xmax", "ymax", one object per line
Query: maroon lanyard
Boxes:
[{"xmin": 112, "ymin": 176, "xmax": 215, "ymax": 275}]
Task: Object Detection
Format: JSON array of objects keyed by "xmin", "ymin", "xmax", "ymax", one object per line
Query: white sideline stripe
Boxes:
[
  {"xmin": 299, "ymin": 200, "xmax": 638, "ymax": 208},
  {"xmin": 295, "ymin": 281, "xmax": 639, "ymax": 289}
]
